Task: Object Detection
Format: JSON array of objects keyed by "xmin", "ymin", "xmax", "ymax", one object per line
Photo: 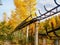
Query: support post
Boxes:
[
  {"xmin": 43, "ymin": 38, "xmax": 47, "ymax": 45},
  {"xmin": 35, "ymin": 22, "xmax": 39, "ymax": 45},
  {"xmin": 59, "ymin": 40, "xmax": 60, "ymax": 45},
  {"xmin": 54, "ymin": 39, "xmax": 59, "ymax": 45},
  {"xmin": 26, "ymin": 26, "xmax": 29, "ymax": 45}
]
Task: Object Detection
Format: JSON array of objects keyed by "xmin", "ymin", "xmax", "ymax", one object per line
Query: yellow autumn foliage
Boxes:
[
  {"xmin": 3, "ymin": 12, "xmax": 7, "ymax": 22},
  {"xmin": 8, "ymin": 11, "xmax": 19, "ymax": 29},
  {"xmin": 49, "ymin": 16, "xmax": 57, "ymax": 28},
  {"xmin": 14, "ymin": 0, "xmax": 36, "ymax": 22}
]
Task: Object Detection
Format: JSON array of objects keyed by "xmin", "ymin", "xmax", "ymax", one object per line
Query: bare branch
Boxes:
[
  {"xmin": 54, "ymin": 0, "xmax": 60, "ymax": 6},
  {"xmin": 38, "ymin": 10, "xmax": 42, "ymax": 15},
  {"xmin": 44, "ymin": 5, "xmax": 48, "ymax": 11}
]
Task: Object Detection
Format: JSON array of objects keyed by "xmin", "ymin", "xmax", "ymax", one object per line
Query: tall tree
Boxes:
[{"xmin": 14, "ymin": 0, "xmax": 36, "ymax": 22}]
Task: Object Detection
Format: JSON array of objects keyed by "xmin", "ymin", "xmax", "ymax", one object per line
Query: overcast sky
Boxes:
[{"xmin": 0, "ymin": 0, "xmax": 60, "ymax": 21}]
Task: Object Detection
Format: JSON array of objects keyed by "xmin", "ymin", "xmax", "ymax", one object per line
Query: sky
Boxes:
[
  {"xmin": 36, "ymin": 0, "xmax": 60, "ymax": 16},
  {"xmin": 0, "ymin": 0, "xmax": 60, "ymax": 21},
  {"xmin": 0, "ymin": 0, "xmax": 16, "ymax": 21}
]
